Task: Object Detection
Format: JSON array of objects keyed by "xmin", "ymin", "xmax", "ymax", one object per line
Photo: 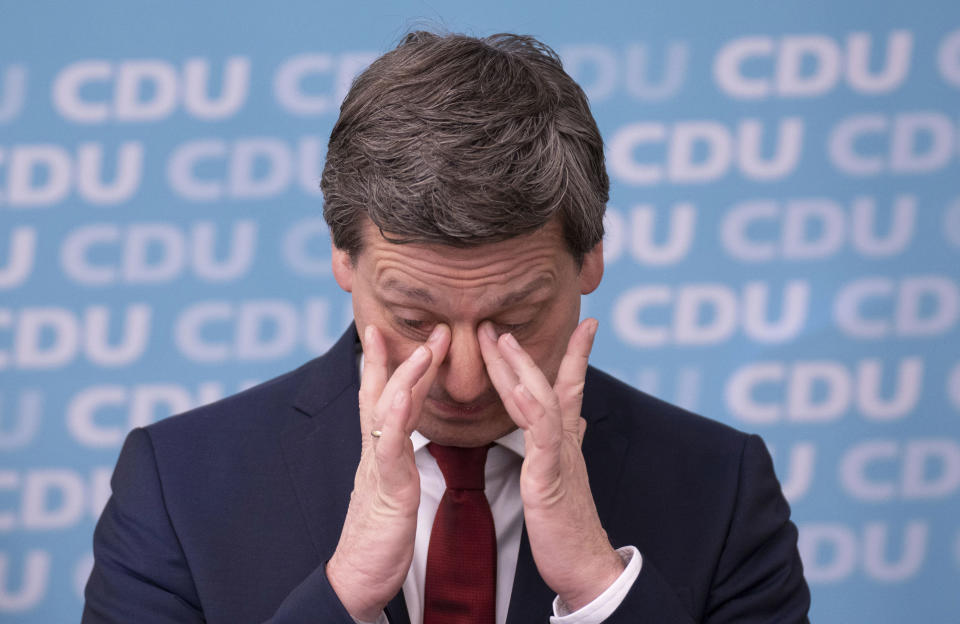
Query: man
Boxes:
[{"xmin": 83, "ymin": 32, "xmax": 810, "ymax": 623}]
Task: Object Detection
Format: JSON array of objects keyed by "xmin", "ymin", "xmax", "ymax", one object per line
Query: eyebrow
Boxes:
[
  {"xmin": 380, "ymin": 276, "xmax": 553, "ymax": 308},
  {"xmin": 381, "ymin": 279, "xmax": 436, "ymax": 304},
  {"xmin": 497, "ymin": 276, "xmax": 554, "ymax": 307}
]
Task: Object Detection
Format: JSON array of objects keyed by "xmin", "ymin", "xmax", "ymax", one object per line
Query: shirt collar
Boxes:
[{"xmin": 411, "ymin": 427, "xmax": 526, "ymax": 458}]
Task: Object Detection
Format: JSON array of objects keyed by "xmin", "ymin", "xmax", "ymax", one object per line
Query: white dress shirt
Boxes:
[{"xmin": 358, "ymin": 429, "xmax": 642, "ymax": 624}]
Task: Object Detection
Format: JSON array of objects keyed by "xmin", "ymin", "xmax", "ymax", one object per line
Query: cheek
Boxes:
[
  {"xmin": 354, "ymin": 302, "xmax": 419, "ymax": 375},
  {"xmin": 380, "ymin": 328, "xmax": 421, "ymax": 370},
  {"xmin": 521, "ymin": 336, "xmax": 564, "ymax": 375},
  {"xmin": 522, "ymin": 317, "xmax": 579, "ymax": 379}
]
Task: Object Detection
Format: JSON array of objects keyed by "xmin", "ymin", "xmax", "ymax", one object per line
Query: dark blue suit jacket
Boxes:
[{"xmin": 83, "ymin": 326, "xmax": 810, "ymax": 623}]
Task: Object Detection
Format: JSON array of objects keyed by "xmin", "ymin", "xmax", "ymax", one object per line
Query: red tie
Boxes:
[{"xmin": 423, "ymin": 443, "xmax": 496, "ymax": 624}]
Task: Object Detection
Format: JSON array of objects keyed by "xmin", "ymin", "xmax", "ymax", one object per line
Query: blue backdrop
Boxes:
[{"xmin": 1, "ymin": 1, "xmax": 959, "ymax": 621}]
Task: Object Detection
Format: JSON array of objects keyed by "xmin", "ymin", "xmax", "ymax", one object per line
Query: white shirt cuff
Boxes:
[{"xmin": 550, "ymin": 546, "xmax": 643, "ymax": 624}]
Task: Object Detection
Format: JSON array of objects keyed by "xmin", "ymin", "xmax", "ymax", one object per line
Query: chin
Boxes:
[{"xmin": 417, "ymin": 412, "xmax": 517, "ymax": 448}]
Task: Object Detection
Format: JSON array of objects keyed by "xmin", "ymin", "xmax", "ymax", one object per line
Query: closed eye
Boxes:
[
  {"xmin": 394, "ymin": 317, "xmax": 437, "ymax": 337},
  {"xmin": 394, "ymin": 317, "xmax": 531, "ymax": 337},
  {"xmin": 493, "ymin": 321, "xmax": 531, "ymax": 335}
]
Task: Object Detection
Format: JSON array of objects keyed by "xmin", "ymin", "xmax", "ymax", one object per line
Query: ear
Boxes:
[
  {"xmin": 331, "ymin": 244, "xmax": 355, "ymax": 293},
  {"xmin": 578, "ymin": 242, "xmax": 604, "ymax": 295}
]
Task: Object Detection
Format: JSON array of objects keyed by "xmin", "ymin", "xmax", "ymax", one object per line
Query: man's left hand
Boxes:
[{"xmin": 478, "ymin": 318, "xmax": 625, "ymax": 611}]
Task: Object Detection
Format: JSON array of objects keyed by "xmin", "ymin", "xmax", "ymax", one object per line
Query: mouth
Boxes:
[{"xmin": 425, "ymin": 396, "xmax": 499, "ymax": 420}]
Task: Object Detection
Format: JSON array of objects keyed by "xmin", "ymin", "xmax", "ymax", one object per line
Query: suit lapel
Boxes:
[
  {"xmin": 280, "ymin": 325, "xmax": 363, "ymax": 560},
  {"xmin": 505, "ymin": 367, "xmax": 630, "ymax": 623},
  {"xmin": 579, "ymin": 369, "xmax": 630, "ymax": 529}
]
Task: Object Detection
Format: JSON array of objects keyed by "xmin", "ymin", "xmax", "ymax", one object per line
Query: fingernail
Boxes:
[{"xmin": 502, "ymin": 332, "xmax": 520, "ymax": 350}]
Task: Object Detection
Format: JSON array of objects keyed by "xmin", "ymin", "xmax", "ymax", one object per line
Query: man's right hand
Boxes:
[{"xmin": 326, "ymin": 323, "xmax": 450, "ymax": 622}]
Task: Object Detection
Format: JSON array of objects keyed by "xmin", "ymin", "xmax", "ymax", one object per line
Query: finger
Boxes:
[
  {"xmin": 374, "ymin": 387, "xmax": 416, "ymax": 486},
  {"xmin": 360, "ymin": 325, "xmax": 389, "ymax": 396},
  {"xmin": 408, "ymin": 324, "xmax": 451, "ymax": 429},
  {"xmin": 513, "ymin": 383, "xmax": 562, "ymax": 450},
  {"xmin": 368, "ymin": 346, "xmax": 432, "ymax": 466},
  {"xmin": 376, "ymin": 343, "xmax": 433, "ymax": 422},
  {"xmin": 554, "ymin": 318, "xmax": 598, "ymax": 423},
  {"xmin": 496, "ymin": 332, "xmax": 557, "ymax": 412},
  {"xmin": 359, "ymin": 325, "xmax": 389, "ymax": 434},
  {"xmin": 555, "ymin": 318, "xmax": 597, "ymax": 393},
  {"xmin": 477, "ymin": 321, "xmax": 525, "ymax": 426}
]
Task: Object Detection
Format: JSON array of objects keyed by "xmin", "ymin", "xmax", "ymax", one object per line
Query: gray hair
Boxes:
[{"xmin": 321, "ymin": 31, "xmax": 608, "ymax": 263}]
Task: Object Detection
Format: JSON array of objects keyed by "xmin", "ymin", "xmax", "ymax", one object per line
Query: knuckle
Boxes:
[
  {"xmin": 560, "ymin": 381, "xmax": 585, "ymax": 403},
  {"xmin": 545, "ymin": 394, "xmax": 561, "ymax": 413}
]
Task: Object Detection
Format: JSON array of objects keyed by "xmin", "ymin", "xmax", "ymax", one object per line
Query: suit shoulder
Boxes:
[
  {"xmin": 147, "ymin": 325, "xmax": 358, "ymax": 442},
  {"xmin": 585, "ymin": 366, "xmax": 749, "ymax": 451},
  {"xmin": 146, "ymin": 356, "xmax": 317, "ymax": 443}
]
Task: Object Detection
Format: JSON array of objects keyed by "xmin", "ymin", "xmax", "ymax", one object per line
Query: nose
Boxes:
[{"xmin": 436, "ymin": 324, "xmax": 493, "ymax": 404}]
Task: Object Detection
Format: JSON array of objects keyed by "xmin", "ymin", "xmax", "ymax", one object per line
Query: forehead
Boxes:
[{"xmin": 356, "ymin": 220, "xmax": 575, "ymax": 304}]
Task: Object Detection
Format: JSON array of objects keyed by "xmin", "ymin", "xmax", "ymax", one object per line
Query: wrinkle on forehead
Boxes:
[
  {"xmin": 381, "ymin": 279, "xmax": 436, "ymax": 304},
  {"xmin": 359, "ymin": 221, "xmax": 574, "ymax": 311},
  {"xmin": 374, "ymin": 261, "xmax": 560, "ymax": 316}
]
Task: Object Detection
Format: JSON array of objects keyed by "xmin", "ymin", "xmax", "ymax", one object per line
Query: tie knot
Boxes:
[{"xmin": 428, "ymin": 443, "xmax": 489, "ymax": 490}]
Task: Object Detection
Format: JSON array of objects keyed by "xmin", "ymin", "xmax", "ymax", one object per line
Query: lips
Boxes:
[{"xmin": 426, "ymin": 395, "xmax": 499, "ymax": 420}]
